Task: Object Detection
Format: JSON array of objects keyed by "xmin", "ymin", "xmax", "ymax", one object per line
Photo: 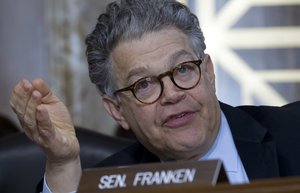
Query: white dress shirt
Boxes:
[
  {"xmin": 200, "ymin": 112, "xmax": 249, "ymax": 184},
  {"xmin": 42, "ymin": 177, "xmax": 76, "ymax": 193}
]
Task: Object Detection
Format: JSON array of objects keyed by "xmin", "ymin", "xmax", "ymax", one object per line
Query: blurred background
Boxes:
[{"xmin": 0, "ymin": 0, "xmax": 299, "ymax": 136}]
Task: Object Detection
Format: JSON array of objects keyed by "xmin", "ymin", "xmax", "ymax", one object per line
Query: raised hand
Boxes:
[{"xmin": 10, "ymin": 78, "xmax": 81, "ymax": 192}]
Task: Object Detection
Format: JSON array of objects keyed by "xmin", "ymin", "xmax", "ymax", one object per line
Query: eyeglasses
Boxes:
[{"xmin": 114, "ymin": 59, "xmax": 202, "ymax": 104}]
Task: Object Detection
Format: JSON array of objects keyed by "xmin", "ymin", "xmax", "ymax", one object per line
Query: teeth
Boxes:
[{"xmin": 175, "ymin": 113, "xmax": 186, "ymax": 119}]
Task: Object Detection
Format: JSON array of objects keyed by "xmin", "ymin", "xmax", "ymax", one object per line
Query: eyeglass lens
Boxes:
[{"xmin": 133, "ymin": 60, "xmax": 201, "ymax": 104}]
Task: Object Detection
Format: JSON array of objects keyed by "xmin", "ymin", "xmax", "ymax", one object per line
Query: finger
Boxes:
[
  {"xmin": 23, "ymin": 90, "xmax": 42, "ymax": 138},
  {"xmin": 9, "ymin": 79, "xmax": 34, "ymax": 117},
  {"xmin": 32, "ymin": 79, "xmax": 62, "ymax": 112},
  {"xmin": 36, "ymin": 104, "xmax": 55, "ymax": 147},
  {"xmin": 32, "ymin": 78, "xmax": 52, "ymax": 99}
]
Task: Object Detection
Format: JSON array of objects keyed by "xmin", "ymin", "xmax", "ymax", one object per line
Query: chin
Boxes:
[
  {"xmin": 172, "ymin": 131, "xmax": 206, "ymax": 148},
  {"xmin": 164, "ymin": 148, "xmax": 202, "ymax": 161}
]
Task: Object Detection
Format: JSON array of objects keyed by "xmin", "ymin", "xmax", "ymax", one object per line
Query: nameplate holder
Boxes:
[{"xmin": 77, "ymin": 159, "xmax": 228, "ymax": 193}]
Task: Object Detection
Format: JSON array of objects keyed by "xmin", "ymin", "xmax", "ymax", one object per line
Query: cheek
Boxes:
[
  {"xmin": 125, "ymin": 106, "xmax": 167, "ymax": 151},
  {"xmin": 190, "ymin": 86, "xmax": 213, "ymax": 109},
  {"xmin": 189, "ymin": 84, "xmax": 219, "ymax": 126},
  {"xmin": 123, "ymin": 104, "xmax": 159, "ymax": 135},
  {"xmin": 193, "ymin": 75, "xmax": 218, "ymax": 106}
]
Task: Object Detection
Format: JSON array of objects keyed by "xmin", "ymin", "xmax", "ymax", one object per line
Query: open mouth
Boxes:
[{"xmin": 163, "ymin": 112, "xmax": 194, "ymax": 128}]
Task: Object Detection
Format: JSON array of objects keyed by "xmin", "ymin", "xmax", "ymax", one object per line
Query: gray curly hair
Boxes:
[{"xmin": 85, "ymin": 0, "xmax": 206, "ymax": 97}]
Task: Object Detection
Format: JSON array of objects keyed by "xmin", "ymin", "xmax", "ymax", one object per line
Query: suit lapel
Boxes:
[{"xmin": 220, "ymin": 102, "xmax": 280, "ymax": 180}]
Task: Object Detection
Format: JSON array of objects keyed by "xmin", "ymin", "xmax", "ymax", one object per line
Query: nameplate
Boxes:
[{"xmin": 77, "ymin": 159, "xmax": 228, "ymax": 193}]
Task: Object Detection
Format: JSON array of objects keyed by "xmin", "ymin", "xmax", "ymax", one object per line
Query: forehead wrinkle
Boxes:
[
  {"xmin": 169, "ymin": 49, "xmax": 195, "ymax": 67},
  {"xmin": 126, "ymin": 49, "xmax": 195, "ymax": 82},
  {"xmin": 118, "ymin": 30, "xmax": 195, "ymax": 83}
]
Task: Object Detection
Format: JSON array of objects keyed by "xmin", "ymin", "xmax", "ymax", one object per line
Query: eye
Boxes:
[
  {"xmin": 174, "ymin": 63, "xmax": 194, "ymax": 76},
  {"xmin": 134, "ymin": 77, "xmax": 157, "ymax": 94},
  {"xmin": 177, "ymin": 65, "xmax": 189, "ymax": 74},
  {"xmin": 135, "ymin": 78, "xmax": 150, "ymax": 90}
]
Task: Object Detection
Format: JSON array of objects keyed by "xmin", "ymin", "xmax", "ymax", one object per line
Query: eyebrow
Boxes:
[
  {"xmin": 126, "ymin": 50, "xmax": 195, "ymax": 82},
  {"xmin": 169, "ymin": 50, "xmax": 195, "ymax": 68},
  {"xmin": 126, "ymin": 66, "xmax": 150, "ymax": 82}
]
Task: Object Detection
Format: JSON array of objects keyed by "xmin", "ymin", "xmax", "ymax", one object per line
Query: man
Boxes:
[{"xmin": 9, "ymin": 0, "xmax": 300, "ymax": 192}]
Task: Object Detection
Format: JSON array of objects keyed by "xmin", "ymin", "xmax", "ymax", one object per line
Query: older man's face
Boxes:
[{"xmin": 106, "ymin": 28, "xmax": 221, "ymax": 161}]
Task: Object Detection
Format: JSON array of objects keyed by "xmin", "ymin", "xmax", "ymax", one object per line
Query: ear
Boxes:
[
  {"xmin": 102, "ymin": 95, "xmax": 130, "ymax": 130},
  {"xmin": 203, "ymin": 54, "xmax": 216, "ymax": 92}
]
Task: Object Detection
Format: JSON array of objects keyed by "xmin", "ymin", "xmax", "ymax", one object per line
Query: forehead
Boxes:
[{"xmin": 111, "ymin": 28, "xmax": 196, "ymax": 83}]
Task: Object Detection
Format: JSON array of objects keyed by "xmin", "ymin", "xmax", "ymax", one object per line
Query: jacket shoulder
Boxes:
[{"xmin": 236, "ymin": 101, "xmax": 300, "ymax": 129}]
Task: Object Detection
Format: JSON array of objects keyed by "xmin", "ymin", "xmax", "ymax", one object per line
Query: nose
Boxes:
[{"xmin": 159, "ymin": 76, "xmax": 185, "ymax": 105}]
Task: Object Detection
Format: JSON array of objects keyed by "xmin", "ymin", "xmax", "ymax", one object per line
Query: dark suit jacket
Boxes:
[{"xmin": 98, "ymin": 101, "xmax": 300, "ymax": 180}]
